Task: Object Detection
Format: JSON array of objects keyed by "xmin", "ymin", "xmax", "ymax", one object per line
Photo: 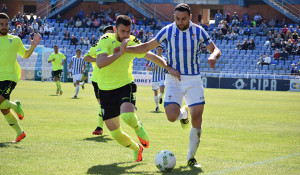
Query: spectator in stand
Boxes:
[
  {"xmin": 269, "ymin": 18, "xmax": 276, "ymax": 27},
  {"xmin": 261, "ymin": 53, "xmax": 271, "ymax": 67},
  {"xmin": 236, "ymin": 40, "xmax": 242, "ymax": 50},
  {"xmin": 243, "ymin": 12, "xmax": 249, "ymax": 22},
  {"xmin": 215, "ymin": 16, "xmax": 221, "ymax": 27},
  {"xmin": 99, "ymin": 24, "xmax": 105, "ymax": 33},
  {"xmin": 137, "ymin": 28, "xmax": 145, "ymax": 40},
  {"xmin": 280, "ymin": 48, "xmax": 288, "ymax": 63},
  {"xmin": 289, "ymin": 25, "xmax": 294, "ymax": 33},
  {"xmin": 267, "ymin": 31, "xmax": 272, "ymax": 40},
  {"xmin": 217, "ymin": 29, "xmax": 223, "ymax": 40},
  {"xmin": 131, "ymin": 15, "xmax": 137, "ymax": 26},
  {"xmin": 256, "ymin": 54, "xmax": 264, "ymax": 68},
  {"xmin": 221, "ymin": 25, "xmax": 227, "ymax": 35},
  {"xmin": 83, "ymin": 37, "xmax": 90, "ymax": 46},
  {"xmin": 44, "ymin": 25, "xmax": 52, "ymax": 38},
  {"xmin": 148, "ymin": 15, "xmax": 156, "ymax": 30},
  {"xmin": 254, "ymin": 13, "xmax": 262, "ymax": 22},
  {"xmin": 78, "ymin": 8, "xmax": 84, "ymax": 20},
  {"xmin": 239, "ymin": 17, "xmax": 244, "ymax": 27},
  {"xmin": 296, "ymin": 45, "xmax": 300, "ymax": 55},
  {"xmin": 69, "ymin": 17, "xmax": 75, "ymax": 28},
  {"xmin": 279, "ymin": 40, "xmax": 286, "ymax": 49},
  {"xmin": 296, "ymin": 25, "xmax": 300, "ymax": 35},
  {"xmin": 224, "ymin": 11, "xmax": 231, "ymax": 23},
  {"xmin": 39, "ymin": 25, "xmax": 45, "ymax": 38},
  {"xmin": 244, "ymin": 25, "xmax": 251, "ymax": 36},
  {"xmin": 79, "ymin": 37, "xmax": 84, "ymax": 45},
  {"xmin": 273, "ymin": 49, "xmax": 280, "ymax": 62},
  {"xmin": 286, "ymin": 39, "xmax": 294, "ymax": 54},
  {"xmin": 211, "ymin": 29, "xmax": 218, "ymax": 40},
  {"xmin": 251, "ymin": 19, "xmax": 256, "ymax": 27},
  {"xmin": 29, "ymin": 13, "xmax": 34, "ymax": 23},
  {"xmin": 231, "ymin": 12, "xmax": 238, "ymax": 22},
  {"xmin": 292, "ymin": 30, "xmax": 299, "ymax": 41},
  {"xmin": 239, "ymin": 28, "xmax": 244, "ymax": 36},
  {"xmin": 56, "ymin": 14, "xmax": 63, "ymax": 24},
  {"xmin": 290, "ymin": 63, "xmax": 298, "ymax": 75},
  {"xmin": 218, "ymin": 21, "xmax": 224, "ymax": 30},
  {"xmin": 248, "ymin": 38, "xmax": 255, "ymax": 50},
  {"xmin": 18, "ymin": 30, "xmax": 25, "ymax": 39},
  {"xmin": 156, "ymin": 19, "xmax": 163, "ymax": 30},
  {"xmin": 224, "ymin": 31, "xmax": 230, "ymax": 40},
  {"xmin": 75, "ymin": 18, "xmax": 82, "ymax": 28},
  {"xmin": 142, "ymin": 17, "xmax": 148, "ymax": 28},
  {"xmin": 90, "ymin": 35, "xmax": 96, "ymax": 45},
  {"xmin": 63, "ymin": 30, "xmax": 70, "ymax": 40},
  {"xmin": 86, "ymin": 18, "xmax": 93, "ymax": 28},
  {"xmin": 31, "ymin": 19, "xmax": 39, "ymax": 31},
  {"xmin": 232, "ymin": 25, "xmax": 239, "ymax": 34},
  {"xmin": 143, "ymin": 31, "xmax": 154, "ymax": 43},
  {"xmin": 92, "ymin": 19, "xmax": 99, "ymax": 29},
  {"xmin": 81, "ymin": 19, "xmax": 87, "ymax": 28},
  {"xmin": 215, "ymin": 10, "xmax": 222, "ymax": 24},
  {"xmin": 282, "ymin": 25, "xmax": 289, "ymax": 35},
  {"xmin": 2, "ymin": 4, "xmax": 7, "ymax": 14},
  {"xmin": 243, "ymin": 17, "xmax": 251, "ymax": 27},
  {"xmin": 241, "ymin": 38, "xmax": 248, "ymax": 50},
  {"xmin": 70, "ymin": 35, "xmax": 78, "ymax": 45},
  {"xmin": 131, "ymin": 27, "xmax": 139, "ymax": 37},
  {"xmin": 285, "ymin": 31, "xmax": 292, "ymax": 41},
  {"xmin": 231, "ymin": 16, "xmax": 239, "ymax": 26}
]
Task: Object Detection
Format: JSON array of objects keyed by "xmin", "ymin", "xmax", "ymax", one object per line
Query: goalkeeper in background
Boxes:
[
  {"xmin": 0, "ymin": 13, "xmax": 41, "ymax": 142},
  {"xmin": 84, "ymin": 25, "xmax": 114, "ymax": 135}
]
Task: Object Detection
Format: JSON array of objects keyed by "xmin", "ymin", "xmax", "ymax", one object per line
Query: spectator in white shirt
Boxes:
[
  {"xmin": 44, "ymin": 25, "xmax": 52, "ymax": 37},
  {"xmin": 31, "ymin": 19, "xmax": 39, "ymax": 31},
  {"xmin": 83, "ymin": 37, "xmax": 90, "ymax": 46},
  {"xmin": 261, "ymin": 53, "xmax": 271, "ymax": 67}
]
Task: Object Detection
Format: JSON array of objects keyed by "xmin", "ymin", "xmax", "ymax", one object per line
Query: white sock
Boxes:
[
  {"xmin": 75, "ymin": 85, "xmax": 79, "ymax": 96},
  {"xmin": 154, "ymin": 95, "xmax": 159, "ymax": 107},
  {"xmin": 187, "ymin": 127, "xmax": 202, "ymax": 161},
  {"xmin": 176, "ymin": 106, "xmax": 188, "ymax": 121}
]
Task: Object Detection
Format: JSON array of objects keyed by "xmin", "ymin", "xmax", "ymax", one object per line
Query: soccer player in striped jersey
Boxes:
[
  {"xmin": 48, "ymin": 45, "xmax": 66, "ymax": 95},
  {"xmin": 84, "ymin": 25, "xmax": 114, "ymax": 135},
  {"xmin": 0, "ymin": 13, "xmax": 41, "ymax": 142},
  {"xmin": 147, "ymin": 45, "xmax": 166, "ymax": 112},
  {"xmin": 68, "ymin": 49, "xmax": 85, "ymax": 99},
  {"xmin": 126, "ymin": 4, "xmax": 221, "ymax": 167}
]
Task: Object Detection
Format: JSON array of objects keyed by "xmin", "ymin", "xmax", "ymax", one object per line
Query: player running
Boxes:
[
  {"xmin": 95, "ymin": 15, "xmax": 180, "ymax": 162},
  {"xmin": 48, "ymin": 45, "xmax": 66, "ymax": 95},
  {"xmin": 126, "ymin": 4, "xmax": 221, "ymax": 167},
  {"xmin": 0, "ymin": 13, "xmax": 41, "ymax": 142},
  {"xmin": 84, "ymin": 25, "xmax": 114, "ymax": 135},
  {"xmin": 68, "ymin": 49, "xmax": 85, "ymax": 99},
  {"xmin": 146, "ymin": 45, "xmax": 166, "ymax": 112}
]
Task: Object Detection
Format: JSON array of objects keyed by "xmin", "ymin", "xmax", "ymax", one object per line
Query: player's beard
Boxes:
[
  {"xmin": 116, "ymin": 33, "xmax": 128, "ymax": 42},
  {"xmin": 177, "ymin": 24, "xmax": 189, "ymax": 31},
  {"xmin": 0, "ymin": 29, "xmax": 8, "ymax": 36}
]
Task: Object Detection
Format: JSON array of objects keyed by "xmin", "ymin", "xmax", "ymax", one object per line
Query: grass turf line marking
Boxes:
[{"xmin": 205, "ymin": 153, "xmax": 300, "ymax": 175}]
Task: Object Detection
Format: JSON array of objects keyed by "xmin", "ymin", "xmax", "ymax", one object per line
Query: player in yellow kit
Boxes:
[
  {"xmin": 84, "ymin": 25, "xmax": 114, "ymax": 135},
  {"xmin": 48, "ymin": 45, "xmax": 66, "ymax": 95},
  {"xmin": 0, "ymin": 13, "xmax": 41, "ymax": 142},
  {"xmin": 95, "ymin": 15, "xmax": 180, "ymax": 162}
]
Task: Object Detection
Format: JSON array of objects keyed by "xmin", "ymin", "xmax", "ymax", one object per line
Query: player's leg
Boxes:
[
  {"xmin": 0, "ymin": 81, "xmax": 24, "ymax": 119},
  {"xmin": 74, "ymin": 74, "xmax": 81, "ymax": 98},
  {"xmin": 55, "ymin": 70, "xmax": 63, "ymax": 95},
  {"xmin": 119, "ymin": 82, "xmax": 149, "ymax": 148},
  {"xmin": 53, "ymin": 70, "xmax": 60, "ymax": 94},
  {"xmin": 164, "ymin": 75, "xmax": 188, "ymax": 127},
  {"xmin": 1, "ymin": 109, "xmax": 26, "ymax": 142},
  {"xmin": 158, "ymin": 80, "xmax": 165, "ymax": 104},
  {"xmin": 153, "ymin": 89, "xmax": 159, "ymax": 111},
  {"xmin": 100, "ymin": 87, "xmax": 142, "ymax": 161},
  {"xmin": 184, "ymin": 75, "xmax": 205, "ymax": 167},
  {"xmin": 92, "ymin": 82, "xmax": 103, "ymax": 135}
]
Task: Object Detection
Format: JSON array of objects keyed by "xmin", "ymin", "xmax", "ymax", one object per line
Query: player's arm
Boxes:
[
  {"xmin": 23, "ymin": 33, "xmax": 42, "ymax": 59},
  {"xmin": 84, "ymin": 55, "xmax": 96, "ymax": 62},
  {"xmin": 84, "ymin": 46, "xmax": 97, "ymax": 62},
  {"xmin": 97, "ymin": 39, "xmax": 129, "ymax": 69},
  {"xmin": 127, "ymin": 38, "xmax": 160, "ymax": 54},
  {"xmin": 144, "ymin": 52, "xmax": 181, "ymax": 81},
  {"xmin": 207, "ymin": 42, "xmax": 221, "ymax": 70},
  {"xmin": 82, "ymin": 62, "xmax": 86, "ymax": 73},
  {"xmin": 61, "ymin": 54, "xmax": 66, "ymax": 66},
  {"xmin": 48, "ymin": 54, "xmax": 54, "ymax": 63}
]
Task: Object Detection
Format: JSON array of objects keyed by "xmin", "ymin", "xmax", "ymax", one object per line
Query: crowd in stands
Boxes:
[{"xmin": 2, "ymin": 2, "xmax": 300, "ymax": 76}]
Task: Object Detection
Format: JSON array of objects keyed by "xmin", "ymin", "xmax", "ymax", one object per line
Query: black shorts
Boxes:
[
  {"xmin": 92, "ymin": 81, "xmax": 99, "ymax": 99},
  {"xmin": 52, "ymin": 70, "xmax": 62, "ymax": 78},
  {"xmin": 0, "ymin": 80, "xmax": 17, "ymax": 100},
  {"xmin": 99, "ymin": 82, "xmax": 137, "ymax": 121}
]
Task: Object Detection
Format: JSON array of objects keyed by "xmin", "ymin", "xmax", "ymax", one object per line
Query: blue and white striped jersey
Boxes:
[
  {"xmin": 148, "ymin": 56, "xmax": 166, "ymax": 82},
  {"xmin": 155, "ymin": 21, "xmax": 212, "ymax": 75},
  {"xmin": 70, "ymin": 56, "xmax": 85, "ymax": 74}
]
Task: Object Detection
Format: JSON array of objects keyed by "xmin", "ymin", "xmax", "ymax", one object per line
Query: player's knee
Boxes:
[{"xmin": 166, "ymin": 113, "xmax": 177, "ymax": 122}]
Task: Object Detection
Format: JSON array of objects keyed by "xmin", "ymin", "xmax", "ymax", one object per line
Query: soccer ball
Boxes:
[{"xmin": 155, "ymin": 150, "xmax": 176, "ymax": 172}]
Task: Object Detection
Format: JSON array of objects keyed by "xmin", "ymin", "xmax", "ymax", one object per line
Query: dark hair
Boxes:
[
  {"xmin": 0, "ymin": 13, "xmax": 9, "ymax": 20},
  {"xmin": 103, "ymin": 25, "xmax": 114, "ymax": 34},
  {"xmin": 53, "ymin": 45, "xmax": 58, "ymax": 48},
  {"xmin": 76, "ymin": 49, "xmax": 81, "ymax": 52},
  {"xmin": 157, "ymin": 45, "xmax": 164, "ymax": 50},
  {"xmin": 116, "ymin": 15, "xmax": 132, "ymax": 28},
  {"xmin": 175, "ymin": 3, "xmax": 191, "ymax": 16}
]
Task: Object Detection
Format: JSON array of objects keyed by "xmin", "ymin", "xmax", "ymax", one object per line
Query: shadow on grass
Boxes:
[
  {"xmin": 48, "ymin": 95, "xmax": 58, "ymax": 96},
  {"xmin": 87, "ymin": 162, "xmax": 152, "ymax": 175},
  {"xmin": 149, "ymin": 111, "xmax": 164, "ymax": 114},
  {"xmin": 161, "ymin": 165, "xmax": 203, "ymax": 175},
  {"xmin": 0, "ymin": 142, "xmax": 23, "ymax": 149},
  {"xmin": 83, "ymin": 135, "xmax": 113, "ymax": 143}
]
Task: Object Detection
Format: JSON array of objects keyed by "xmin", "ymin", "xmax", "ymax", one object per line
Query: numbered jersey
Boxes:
[{"xmin": 95, "ymin": 33, "xmax": 146, "ymax": 90}]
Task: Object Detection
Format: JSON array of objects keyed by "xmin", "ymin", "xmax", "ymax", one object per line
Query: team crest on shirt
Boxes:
[
  {"xmin": 192, "ymin": 34, "xmax": 196, "ymax": 40},
  {"xmin": 174, "ymin": 34, "xmax": 177, "ymax": 37}
]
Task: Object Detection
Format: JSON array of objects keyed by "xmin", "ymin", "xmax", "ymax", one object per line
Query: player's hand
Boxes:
[
  {"xmin": 113, "ymin": 47, "xmax": 120, "ymax": 53},
  {"xmin": 30, "ymin": 33, "xmax": 42, "ymax": 47},
  {"xmin": 118, "ymin": 38, "xmax": 129, "ymax": 56},
  {"xmin": 167, "ymin": 66, "xmax": 181, "ymax": 81},
  {"xmin": 208, "ymin": 55, "xmax": 218, "ymax": 70}
]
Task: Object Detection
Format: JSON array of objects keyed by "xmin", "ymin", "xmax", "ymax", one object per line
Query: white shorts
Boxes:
[
  {"xmin": 152, "ymin": 80, "xmax": 165, "ymax": 91},
  {"xmin": 73, "ymin": 74, "xmax": 82, "ymax": 84},
  {"xmin": 164, "ymin": 74, "xmax": 205, "ymax": 107}
]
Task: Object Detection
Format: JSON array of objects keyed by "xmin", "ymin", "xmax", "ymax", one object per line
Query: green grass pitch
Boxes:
[{"xmin": 0, "ymin": 81, "xmax": 299, "ymax": 174}]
